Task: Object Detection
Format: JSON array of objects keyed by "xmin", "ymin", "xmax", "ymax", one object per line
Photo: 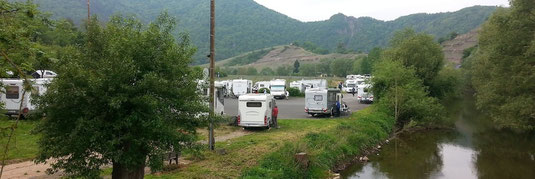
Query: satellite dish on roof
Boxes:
[{"xmin": 203, "ymin": 68, "xmax": 209, "ymax": 80}]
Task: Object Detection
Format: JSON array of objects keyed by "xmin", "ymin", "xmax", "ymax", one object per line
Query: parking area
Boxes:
[{"xmin": 224, "ymin": 93, "xmax": 369, "ymax": 119}]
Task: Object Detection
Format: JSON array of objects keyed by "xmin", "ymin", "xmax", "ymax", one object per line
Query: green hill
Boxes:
[{"xmin": 29, "ymin": 0, "xmax": 496, "ymax": 64}]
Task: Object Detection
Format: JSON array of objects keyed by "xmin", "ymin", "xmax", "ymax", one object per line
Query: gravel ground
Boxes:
[{"xmin": 224, "ymin": 93, "xmax": 370, "ymax": 119}]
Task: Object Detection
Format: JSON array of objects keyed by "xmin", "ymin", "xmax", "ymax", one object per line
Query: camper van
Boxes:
[
  {"xmin": 305, "ymin": 88, "xmax": 344, "ymax": 117},
  {"xmin": 237, "ymin": 94, "xmax": 275, "ymax": 128},
  {"xmin": 1, "ymin": 78, "xmax": 51, "ymax": 117},
  {"xmin": 343, "ymin": 79, "xmax": 358, "ymax": 93},
  {"xmin": 357, "ymin": 85, "xmax": 374, "ymax": 104},
  {"xmin": 232, "ymin": 79, "xmax": 252, "ymax": 97},
  {"xmin": 270, "ymin": 79, "xmax": 287, "ymax": 99}
]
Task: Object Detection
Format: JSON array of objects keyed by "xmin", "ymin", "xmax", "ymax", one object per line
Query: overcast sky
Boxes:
[{"xmin": 253, "ymin": 0, "xmax": 509, "ymax": 22}]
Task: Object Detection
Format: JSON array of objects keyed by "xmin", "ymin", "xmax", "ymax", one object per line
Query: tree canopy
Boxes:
[
  {"xmin": 470, "ymin": 0, "xmax": 535, "ymax": 131},
  {"xmin": 34, "ymin": 13, "xmax": 206, "ymax": 178}
]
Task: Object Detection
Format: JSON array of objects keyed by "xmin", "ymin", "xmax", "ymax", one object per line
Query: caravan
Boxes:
[
  {"xmin": 237, "ymin": 94, "xmax": 276, "ymax": 128},
  {"xmin": 232, "ymin": 79, "xmax": 252, "ymax": 97},
  {"xmin": 197, "ymin": 80, "xmax": 226, "ymax": 115},
  {"xmin": 305, "ymin": 88, "xmax": 345, "ymax": 117},
  {"xmin": 1, "ymin": 78, "xmax": 51, "ymax": 117}
]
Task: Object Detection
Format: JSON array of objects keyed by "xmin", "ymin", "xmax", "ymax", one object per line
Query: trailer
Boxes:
[
  {"xmin": 197, "ymin": 80, "xmax": 226, "ymax": 115},
  {"xmin": 1, "ymin": 78, "xmax": 51, "ymax": 117},
  {"xmin": 305, "ymin": 88, "xmax": 345, "ymax": 117},
  {"xmin": 237, "ymin": 94, "xmax": 275, "ymax": 128},
  {"xmin": 232, "ymin": 79, "xmax": 252, "ymax": 97}
]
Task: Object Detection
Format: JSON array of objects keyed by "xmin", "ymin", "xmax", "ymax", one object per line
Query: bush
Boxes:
[
  {"xmin": 258, "ymin": 88, "xmax": 270, "ymax": 93},
  {"xmin": 287, "ymin": 87, "xmax": 303, "ymax": 97}
]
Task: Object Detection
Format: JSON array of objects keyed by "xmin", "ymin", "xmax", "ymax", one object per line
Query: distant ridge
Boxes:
[{"xmin": 30, "ymin": 0, "xmax": 496, "ymax": 64}]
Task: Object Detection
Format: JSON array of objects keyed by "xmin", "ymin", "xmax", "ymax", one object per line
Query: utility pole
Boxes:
[
  {"xmin": 87, "ymin": 0, "xmax": 90, "ymax": 20},
  {"xmin": 208, "ymin": 0, "xmax": 216, "ymax": 151}
]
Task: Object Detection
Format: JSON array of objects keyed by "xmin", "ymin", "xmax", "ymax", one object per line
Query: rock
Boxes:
[
  {"xmin": 386, "ymin": 139, "xmax": 390, "ymax": 143},
  {"xmin": 376, "ymin": 153, "xmax": 380, "ymax": 156},
  {"xmin": 362, "ymin": 156, "xmax": 369, "ymax": 162},
  {"xmin": 377, "ymin": 145, "xmax": 382, "ymax": 149}
]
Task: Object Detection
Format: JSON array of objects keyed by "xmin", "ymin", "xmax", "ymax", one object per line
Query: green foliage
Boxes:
[
  {"xmin": 287, "ymin": 87, "xmax": 303, "ymax": 97},
  {"xmin": 258, "ymin": 88, "xmax": 270, "ymax": 93},
  {"xmin": 298, "ymin": 63, "xmax": 317, "ymax": 77},
  {"xmin": 293, "ymin": 60, "xmax": 300, "ymax": 74},
  {"xmin": 330, "ymin": 59, "xmax": 354, "ymax": 77},
  {"xmin": 225, "ymin": 49, "xmax": 270, "ymax": 66},
  {"xmin": 372, "ymin": 60, "xmax": 445, "ymax": 126},
  {"xmin": 34, "ymin": 13, "xmax": 206, "ymax": 177},
  {"xmin": 470, "ymin": 0, "xmax": 535, "ymax": 131},
  {"xmin": 30, "ymin": 0, "xmax": 496, "ymax": 64},
  {"xmin": 246, "ymin": 67, "xmax": 258, "ymax": 76},
  {"xmin": 242, "ymin": 107, "xmax": 395, "ymax": 178},
  {"xmin": 293, "ymin": 41, "xmax": 329, "ymax": 54},
  {"xmin": 276, "ymin": 66, "xmax": 292, "ymax": 76},
  {"xmin": 259, "ymin": 67, "xmax": 275, "ymax": 76}
]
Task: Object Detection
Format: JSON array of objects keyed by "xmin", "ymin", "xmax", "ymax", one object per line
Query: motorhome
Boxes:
[
  {"xmin": 237, "ymin": 94, "xmax": 276, "ymax": 128},
  {"xmin": 232, "ymin": 79, "xmax": 252, "ymax": 97},
  {"xmin": 289, "ymin": 81, "xmax": 305, "ymax": 92},
  {"xmin": 270, "ymin": 79, "xmax": 287, "ymax": 99},
  {"xmin": 197, "ymin": 80, "xmax": 226, "ymax": 115},
  {"xmin": 357, "ymin": 85, "xmax": 374, "ymax": 104},
  {"xmin": 290, "ymin": 79, "xmax": 328, "ymax": 93},
  {"xmin": 343, "ymin": 79, "xmax": 358, "ymax": 93},
  {"xmin": 255, "ymin": 81, "xmax": 271, "ymax": 92},
  {"xmin": 1, "ymin": 78, "xmax": 51, "ymax": 117},
  {"xmin": 305, "ymin": 88, "xmax": 344, "ymax": 117}
]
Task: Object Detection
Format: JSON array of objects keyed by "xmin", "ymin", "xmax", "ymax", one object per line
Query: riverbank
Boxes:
[{"xmin": 241, "ymin": 106, "xmax": 394, "ymax": 178}]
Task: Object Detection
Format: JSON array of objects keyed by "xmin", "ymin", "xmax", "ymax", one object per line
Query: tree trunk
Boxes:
[{"xmin": 112, "ymin": 162, "xmax": 145, "ymax": 179}]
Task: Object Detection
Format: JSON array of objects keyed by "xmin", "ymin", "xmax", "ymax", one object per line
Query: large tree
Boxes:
[
  {"xmin": 471, "ymin": 0, "xmax": 535, "ymax": 131},
  {"xmin": 34, "ymin": 13, "xmax": 206, "ymax": 178}
]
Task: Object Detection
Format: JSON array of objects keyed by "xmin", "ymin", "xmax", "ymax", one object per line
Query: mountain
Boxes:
[
  {"xmin": 29, "ymin": 0, "xmax": 496, "ymax": 64},
  {"xmin": 212, "ymin": 45, "xmax": 364, "ymax": 69},
  {"xmin": 442, "ymin": 28, "xmax": 479, "ymax": 65}
]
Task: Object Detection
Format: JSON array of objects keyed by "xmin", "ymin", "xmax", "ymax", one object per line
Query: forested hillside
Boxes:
[{"xmin": 29, "ymin": 0, "xmax": 496, "ymax": 64}]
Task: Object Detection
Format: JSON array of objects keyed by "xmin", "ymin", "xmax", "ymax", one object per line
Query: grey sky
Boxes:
[{"xmin": 253, "ymin": 0, "xmax": 509, "ymax": 22}]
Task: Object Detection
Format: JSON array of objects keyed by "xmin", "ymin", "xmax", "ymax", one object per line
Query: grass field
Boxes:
[{"xmin": 0, "ymin": 119, "xmax": 40, "ymax": 162}]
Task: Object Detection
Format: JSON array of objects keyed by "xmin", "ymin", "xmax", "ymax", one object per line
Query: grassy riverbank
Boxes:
[{"xmin": 242, "ymin": 107, "xmax": 394, "ymax": 178}]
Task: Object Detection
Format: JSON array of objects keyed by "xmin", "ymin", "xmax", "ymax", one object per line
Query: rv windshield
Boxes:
[{"xmin": 271, "ymin": 85, "xmax": 284, "ymax": 91}]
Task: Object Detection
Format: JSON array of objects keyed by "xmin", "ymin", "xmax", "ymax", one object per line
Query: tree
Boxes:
[
  {"xmin": 34, "ymin": 13, "xmax": 206, "ymax": 178},
  {"xmin": 246, "ymin": 66, "xmax": 258, "ymax": 75},
  {"xmin": 372, "ymin": 60, "xmax": 444, "ymax": 127},
  {"xmin": 470, "ymin": 0, "xmax": 535, "ymax": 131},
  {"xmin": 276, "ymin": 66, "xmax": 290, "ymax": 76},
  {"xmin": 330, "ymin": 59, "xmax": 353, "ymax": 77},
  {"xmin": 260, "ymin": 67, "xmax": 275, "ymax": 76},
  {"xmin": 293, "ymin": 60, "xmax": 300, "ymax": 74},
  {"xmin": 298, "ymin": 64, "xmax": 316, "ymax": 76},
  {"xmin": 383, "ymin": 29, "xmax": 445, "ymax": 93}
]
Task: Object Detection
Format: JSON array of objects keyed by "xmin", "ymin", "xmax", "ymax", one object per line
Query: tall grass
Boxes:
[{"xmin": 242, "ymin": 107, "xmax": 395, "ymax": 178}]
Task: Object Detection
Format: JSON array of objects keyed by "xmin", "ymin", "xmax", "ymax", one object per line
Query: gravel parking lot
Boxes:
[{"xmin": 224, "ymin": 93, "xmax": 369, "ymax": 119}]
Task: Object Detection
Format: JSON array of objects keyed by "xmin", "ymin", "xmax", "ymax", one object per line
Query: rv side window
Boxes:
[
  {"xmin": 246, "ymin": 102, "xmax": 262, "ymax": 107},
  {"xmin": 203, "ymin": 88, "xmax": 208, "ymax": 95},
  {"xmin": 314, "ymin": 95, "xmax": 323, "ymax": 101},
  {"xmin": 6, "ymin": 86, "xmax": 19, "ymax": 99}
]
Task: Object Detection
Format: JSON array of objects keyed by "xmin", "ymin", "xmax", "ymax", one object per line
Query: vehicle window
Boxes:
[
  {"xmin": 203, "ymin": 88, "xmax": 208, "ymax": 95},
  {"xmin": 247, "ymin": 102, "xmax": 262, "ymax": 107},
  {"xmin": 314, "ymin": 95, "xmax": 323, "ymax": 101},
  {"xmin": 6, "ymin": 86, "xmax": 19, "ymax": 99},
  {"xmin": 46, "ymin": 72, "xmax": 53, "ymax": 75},
  {"xmin": 328, "ymin": 92, "xmax": 336, "ymax": 101}
]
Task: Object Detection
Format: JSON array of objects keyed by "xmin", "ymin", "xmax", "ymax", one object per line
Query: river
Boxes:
[{"xmin": 340, "ymin": 98, "xmax": 535, "ymax": 179}]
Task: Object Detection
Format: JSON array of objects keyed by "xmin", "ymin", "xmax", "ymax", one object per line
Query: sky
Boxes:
[{"xmin": 253, "ymin": 0, "xmax": 509, "ymax": 22}]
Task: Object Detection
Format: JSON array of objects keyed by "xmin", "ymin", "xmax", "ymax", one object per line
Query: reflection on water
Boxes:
[{"xmin": 341, "ymin": 99, "xmax": 535, "ymax": 179}]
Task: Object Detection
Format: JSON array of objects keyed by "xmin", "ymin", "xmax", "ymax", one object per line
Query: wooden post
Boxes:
[{"xmin": 208, "ymin": 0, "xmax": 216, "ymax": 151}]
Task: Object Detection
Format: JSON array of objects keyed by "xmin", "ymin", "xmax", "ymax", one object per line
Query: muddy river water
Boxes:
[{"xmin": 341, "ymin": 99, "xmax": 535, "ymax": 179}]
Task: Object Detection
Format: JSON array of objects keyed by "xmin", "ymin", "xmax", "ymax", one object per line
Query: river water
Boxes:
[{"xmin": 341, "ymin": 99, "xmax": 535, "ymax": 179}]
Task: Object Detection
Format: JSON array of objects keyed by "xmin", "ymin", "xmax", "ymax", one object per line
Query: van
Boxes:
[
  {"xmin": 305, "ymin": 88, "xmax": 344, "ymax": 117},
  {"xmin": 237, "ymin": 94, "xmax": 275, "ymax": 128},
  {"xmin": 1, "ymin": 78, "xmax": 51, "ymax": 117}
]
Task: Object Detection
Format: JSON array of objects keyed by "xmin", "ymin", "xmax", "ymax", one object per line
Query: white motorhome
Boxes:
[
  {"xmin": 289, "ymin": 81, "xmax": 305, "ymax": 92},
  {"xmin": 357, "ymin": 84, "xmax": 373, "ymax": 104},
  {"xmin": 1, "ymin": 78, "xmax": 51, "ymax": 117},
  {"xmin": 305, "ymin": 88, "xmax": 344, "ymax": 117},
  {"xmin": 197, "ymin": 80, "xmax": 226, "ymax": 115},
  {"xmin": 270, "ymin": 79, "xmax": 287, "ymax": 99},
  {"xmin": 232, "ymin": 79, "xmax": 252, "ymax": 97},
  {"xmin": 255, "ymin": 81, "xmax": 271, "ymax": 92},
  {"xmin": 343, "ymin": 79, "xmax": 358, "ymax": 93},
  {"xmin": 237, "ymin": 94, "xmax": 275, "ymax": 128}
]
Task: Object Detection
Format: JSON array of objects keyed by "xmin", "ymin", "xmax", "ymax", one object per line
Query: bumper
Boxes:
[
  {"xmin": 306, "ymin": 109, "xmax": 330, "ymax": 114},
  {"xmin": 238, "ymin": 122, "xmax": 268, "ymax": 127}
]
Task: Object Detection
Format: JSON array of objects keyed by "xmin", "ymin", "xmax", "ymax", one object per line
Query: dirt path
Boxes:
[{"xmin": 1, "ymin": 129, "xmax": 251, "ymax": 179}]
